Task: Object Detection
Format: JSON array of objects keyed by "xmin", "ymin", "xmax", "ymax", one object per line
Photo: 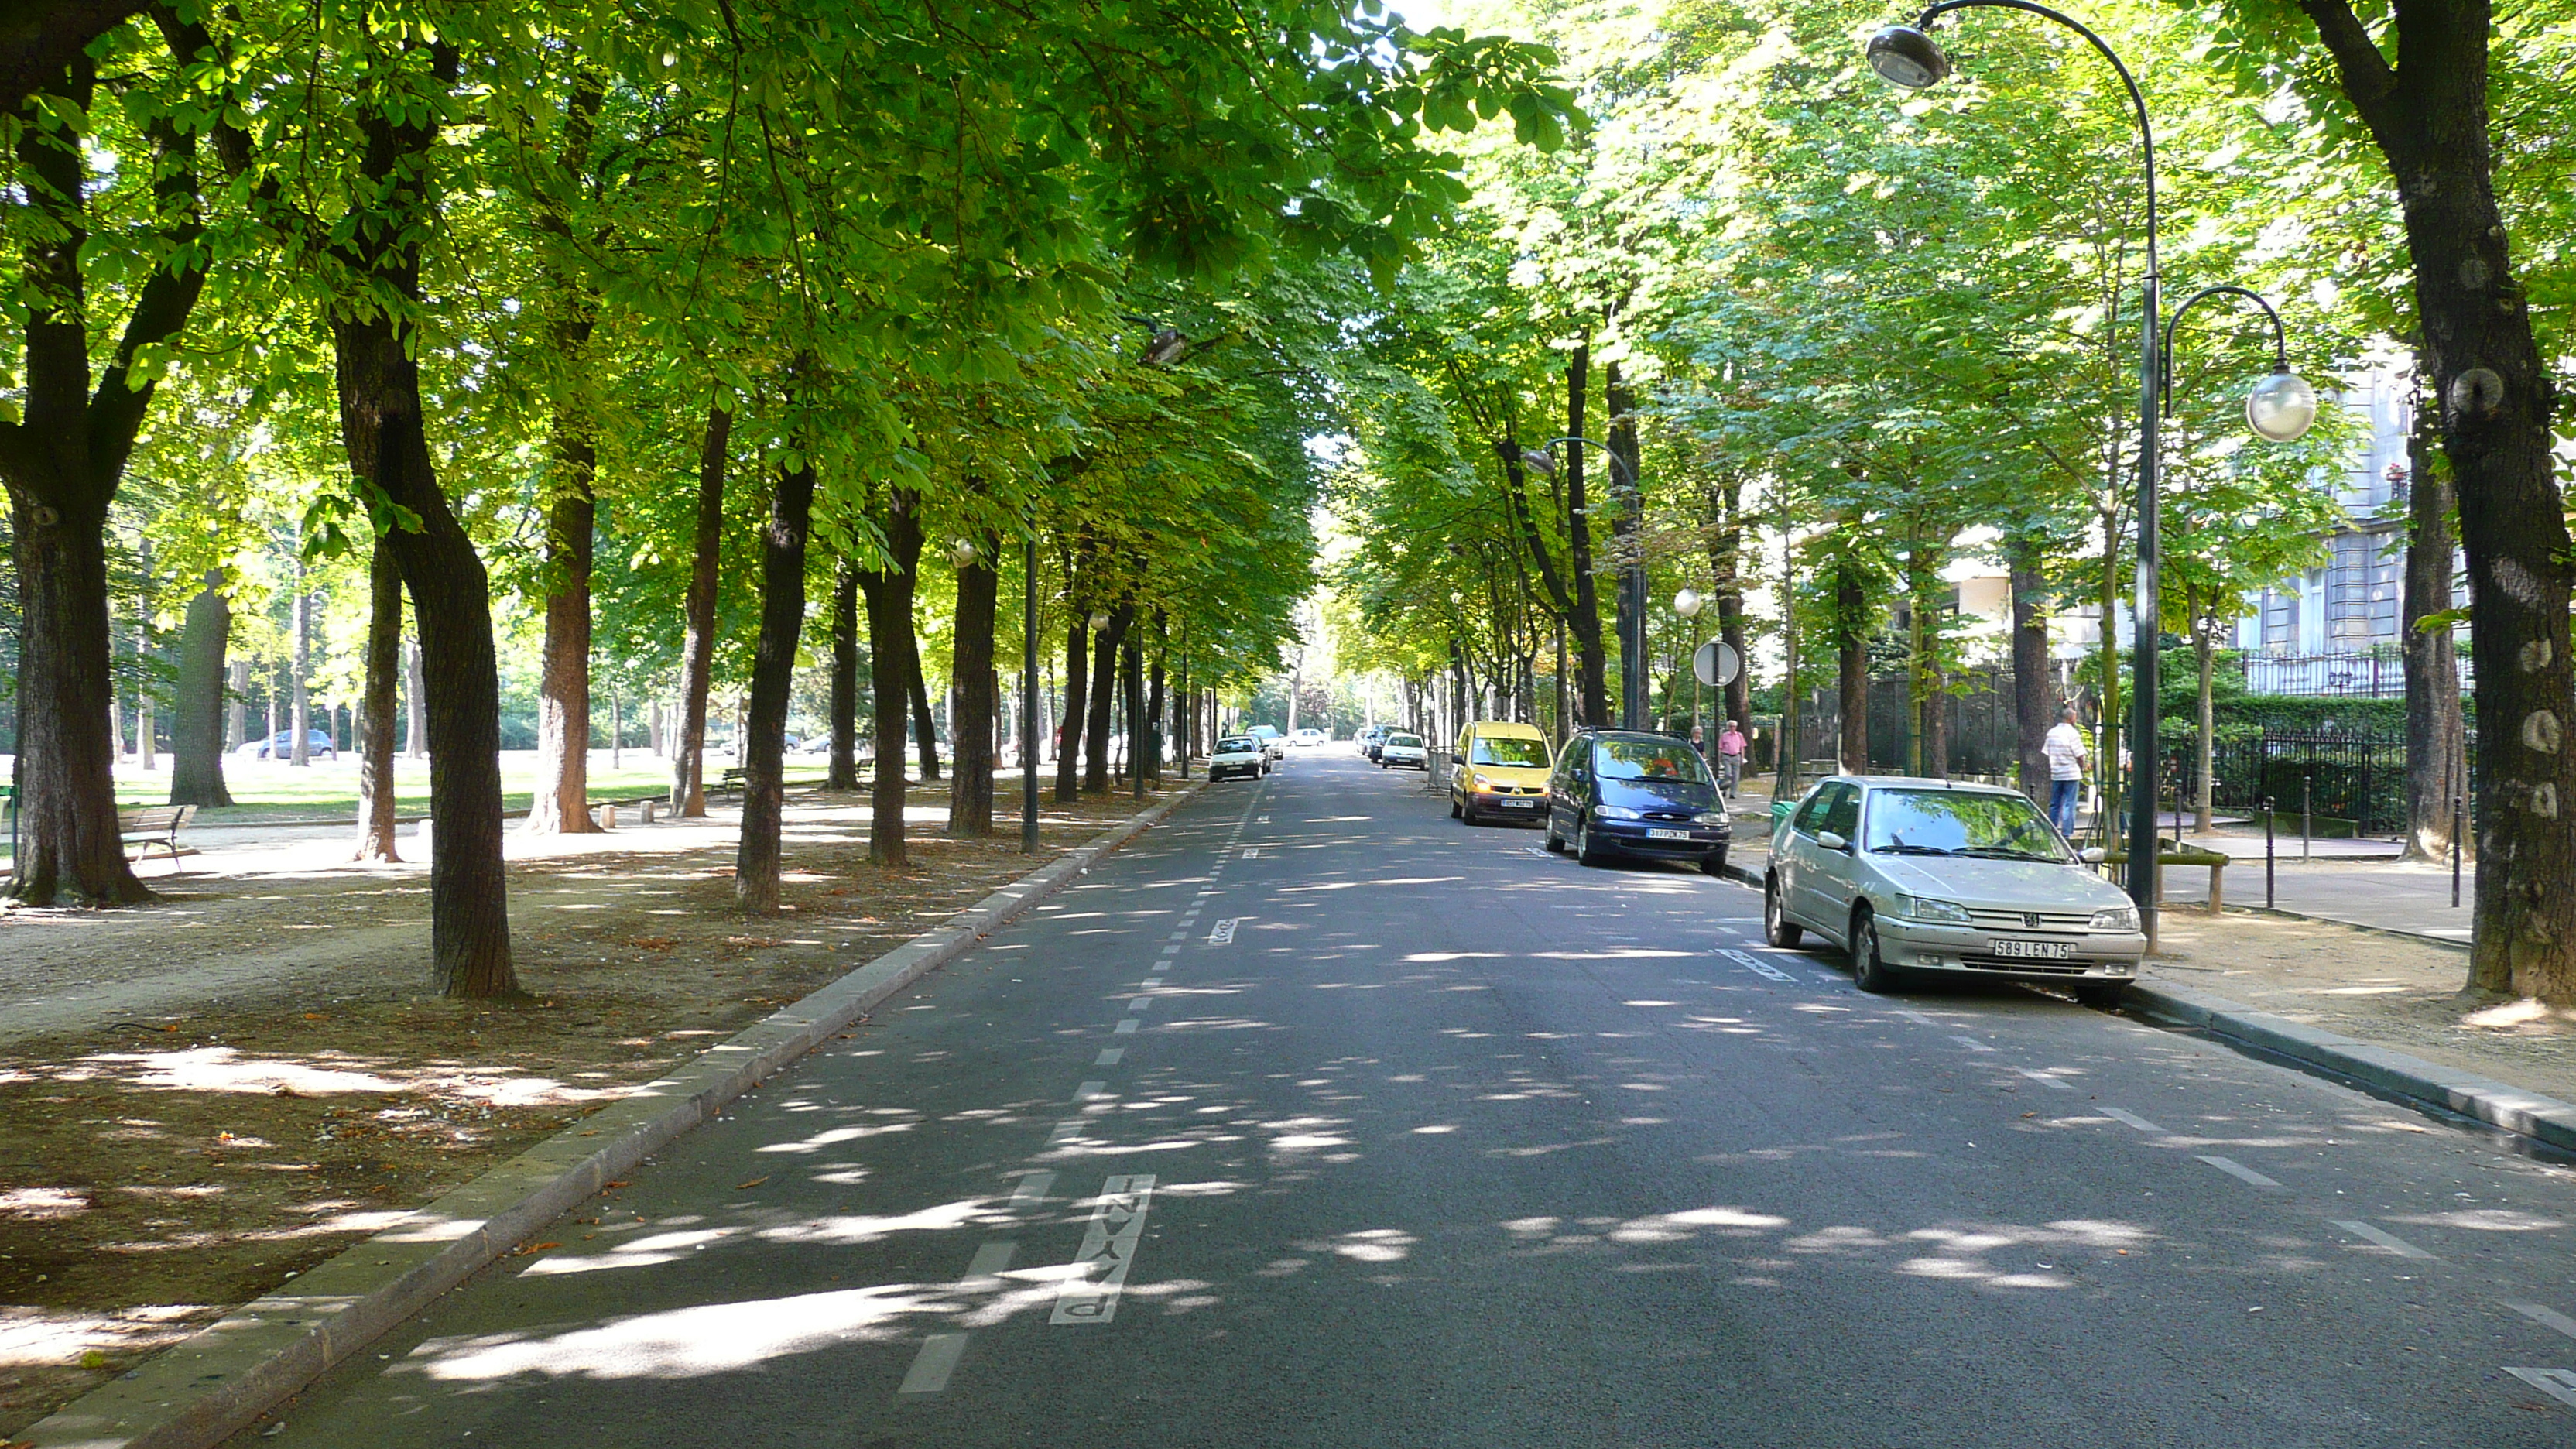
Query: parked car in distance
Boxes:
[
  {"xmin": 1543, "ymin": 730, "xmax": 1728, "ymax": 874},
  {"xmin": 1450, "ymin": 721, "xmax": 1553, "ymax": 825},
  {"xmin": 1378, "ymin": 731, "xmax": 1427, "ymax": 769},
  {"xmin": 1764, "ymin": 775, "xmax": 2146, "ymax": 1002},
  {"xmin": 240, "ymin": 728, "xmax": 338, "ymax": 760},
  {"xmin": 1292, "ymin": 728, "xmax": 1327, "ymax": 748},
  {"xmin": 1209, "ymin": 735, "xmax": 1269, "ymax": 781},
  {"xmin": 1358, "ymin": 726, "xmax": 1387, "ymax": 761},
  {"xmin": 1246, "ymin": 725, "xmax": 1286, "ymax": 762}
]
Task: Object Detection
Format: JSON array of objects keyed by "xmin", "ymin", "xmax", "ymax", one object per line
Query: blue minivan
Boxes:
[{"xmin": 1543, "ymin": 729, "xmax": 1732, "ymax": 875}]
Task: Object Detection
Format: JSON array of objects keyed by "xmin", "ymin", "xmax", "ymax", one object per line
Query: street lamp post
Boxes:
[
  {"xmin": 1674, "ymin": 587, "xmax": 1706, "ymax": 743},
  {"xmin": 1864, "ymin": 2, "xmax": 2314, "ymax": 943},
  {"xmin": 1021, "ymin": 522, "xmax": 1040, "ymax": 853},
  {"xmin": 1524, "ymin": 435, "xmax": 1645, "ymax": 729}
]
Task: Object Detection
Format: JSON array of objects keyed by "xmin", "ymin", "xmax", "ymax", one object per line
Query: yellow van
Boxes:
[{"xmin": 1451, "ymin": 721, "xmax": 1554, "ymax": 826}]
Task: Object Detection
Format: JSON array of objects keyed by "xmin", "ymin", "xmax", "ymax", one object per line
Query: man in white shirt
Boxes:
[{"xmin": 2042, "ymin": 707, "xmax": 2088, "ymax": 836}]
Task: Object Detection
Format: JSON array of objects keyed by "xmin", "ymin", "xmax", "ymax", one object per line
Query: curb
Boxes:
[
  {"xmin": 2221, "ymin": 902, "xmax": 2472, "ymax": 954},
  {"xmin": 23, "ymin": 784, "xmax": 1205, "ymax": 1449},
  {"xmin": 2129, "ymin": 975, "xmax": 2576, "ymax": 1155}
]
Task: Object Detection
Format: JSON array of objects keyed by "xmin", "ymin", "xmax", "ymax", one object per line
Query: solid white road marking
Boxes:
[
  {"xmin": 1094, "ymin": 1047, "xmax": 1125, "ymax": 1066},
  {"xmin": 1719, "ymin": 948, "xmax": 1795, "ymax": 982},
  {"xmin": 2503, "ymin": 1368, "xmax": 2576, "ymax": 1411},
  {"xmin": 1209, "ymin": 919, "xmax": 1239, "ymax": 944},
  {"xmin": 1948, "ymin": 1035, "xmax": 1996, "ymax": 1053},
  {"xmin": 963, "ymin": 1240, "xmax": 1017, "ymax": 1289},
  {"xmin": 899, "ymin": 1333, "xmax": 970, "ymax": 1395},
  {"xmin": 2509, "ymin": 1302, "xmax": 2576, "ymax": 1343},
  {"xmin": 2102, "ymin": 1108, "xmax": 2167, "ymax": 1133},
  {"xmin": 1893, "ymin": 1009, "xmax": 1943, "ymax": 1028},
  {"xmin": 2331, "ymin": 1220, "xmax": 2436, "ymax": 1260},
  {"xmin": 1051, "ymin": 1174, "xmax": 1157, "ymax": 1324},
  {"xmin": 1114, "ymin": 1018, "xmax": 1139, "ymax": 1034},
  {"xmin": 1008, "ymin": 1171, "xmax": 1055, "ymax": 1208},
  {"xmin": 2017, "ymin": 1069, "xmax": 2075, "ymax": 1091},
  {"xmin": 2196, "ymin": 1154, "xmax": 2283, "ymax": 1188}
]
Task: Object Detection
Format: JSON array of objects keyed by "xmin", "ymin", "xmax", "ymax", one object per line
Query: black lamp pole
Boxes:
[{"xmin": 1021, "ymin": 520, "xmax": 1040, "ymax": 854}]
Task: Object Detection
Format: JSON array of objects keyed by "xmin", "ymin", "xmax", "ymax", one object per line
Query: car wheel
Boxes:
[
  {"xmin": 1850, "ymin": 907, "xmax": 1899, "ymax": 993},
  {"xmin": 1543, "ymin": 820, "xmax": 1566, "ymax": 852},
  {"xmin": 1574, "ymin": 815, "xmax": 1608, "ymax": 867},
  {"xmin": 1764, "ymin": 877, "xmax": 1804, "ymax": 949},
  {"xmin": 2074, "ymin": 981, "xmax": 2128, "ymax": 1010},
  {"xmin": 1451, "ymin": 794, "xmax": 1464, "ymax": 820},
  {"xmin": 1699, "ymin": 847, "xmax": 1728, "ymax": 878}
]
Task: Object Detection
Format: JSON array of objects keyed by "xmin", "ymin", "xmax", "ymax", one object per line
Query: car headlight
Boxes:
[
  {"xmin": 1595, "ymin": 804, "xmax": 1643, "ymax": 821},
  {"xmin": 2089, "ymin": 906, "xmax": 2140, "ymax": 932},
  {"xmin": 1896, "ymin": 895, "xmax": 1971, "ymax": 925},
  {"xmin": 1472, "ymin": 773, "xmax": 1492, "ymax": 790},
  {"xmin": 1692, "ymin": 810, "xmax": 1726, "ymax": 826}
]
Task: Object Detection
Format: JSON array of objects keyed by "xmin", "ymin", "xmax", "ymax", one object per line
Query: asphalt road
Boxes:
[{"xmin": 246, "ymin": 750, "xmax": 2576, "ymax": 1447}]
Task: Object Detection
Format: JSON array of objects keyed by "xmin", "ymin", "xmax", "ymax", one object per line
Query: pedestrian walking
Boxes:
[
  {"xmin": 1718, "ymin": 719, "xmax": 1747, "ymax": 798},
  {"xmin": 2043, "ymin": 706, "xmax": 2088, "ymax": 837}
]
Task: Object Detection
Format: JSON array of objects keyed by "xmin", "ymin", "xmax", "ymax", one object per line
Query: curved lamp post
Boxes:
[
  {"xmin": 1524, "ymin": 435, "xmax": 1648, "ymax": 729},
  {"xmin": 1865, "ymin": 2, "xmax": 2314, "ymax": 943},
  {"xmin": 1674, "ymin": 588, "xmax": 1706, "ymax": 744}
]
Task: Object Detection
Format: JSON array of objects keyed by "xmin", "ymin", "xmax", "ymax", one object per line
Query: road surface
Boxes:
[{"xmin": 245, "ymin": 749, "xmax": 2576, "ymax": 1447}]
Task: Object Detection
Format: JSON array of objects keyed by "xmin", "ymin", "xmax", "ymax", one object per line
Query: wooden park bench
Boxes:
[
  {"xmin": 718, "ymin": 766, "xmax": 750, "ymax": 796},
  {"xmin": 2103, "ymin": 841, "xmax": 2230, "ymax": 912},
  {"xmin": 119, "ymin": 804, "xmax": 198, "ymax": 873}
]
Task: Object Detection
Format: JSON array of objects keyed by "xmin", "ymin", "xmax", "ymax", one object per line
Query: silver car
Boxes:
[{"xmin": 1764, "ymin": 775, "xmax": 2148, "ymax": 1005}]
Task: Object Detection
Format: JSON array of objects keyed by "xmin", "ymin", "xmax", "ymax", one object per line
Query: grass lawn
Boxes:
[{"xmin": 8, "ymin": 751, "xmax": 838, "ymax": 828}]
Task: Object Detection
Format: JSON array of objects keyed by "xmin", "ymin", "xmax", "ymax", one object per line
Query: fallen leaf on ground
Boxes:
[{"xmin": 735, "ymin": 1176, "xmax": 769, "ymax": 1190}]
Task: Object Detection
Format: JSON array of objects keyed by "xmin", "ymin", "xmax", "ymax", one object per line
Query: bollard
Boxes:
[
  {"xmin": 641, "ymin": 798, "xmax": 658, "ymax": 824},
  {"xmin": 600, "ymin": 803, "xmax": 617, "ymax": 831},
  {"xmin": 2451, "ymin": 790, "xmax": 2464, "ymax": 909},
  {"xmin": 2263, "ymin": 795, "xmax": 2275, "ymax": 910},
  {"xmin": 2301, "ymin": 772, "xmax": 2312, "ymax": 862}
]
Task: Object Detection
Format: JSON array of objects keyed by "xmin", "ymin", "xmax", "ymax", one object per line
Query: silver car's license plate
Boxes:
[
  {"xmin": 1990, "ymin": 938, "xmax": 2074, "ymax": 961},
  {"xmin": 1646, "ymin": 827, "xmax": 1691, "ymax": 841}
]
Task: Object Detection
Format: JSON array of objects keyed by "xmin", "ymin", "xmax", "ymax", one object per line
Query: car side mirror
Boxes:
[
  {"xmin": 1816, "ymin": 831, "xmax": 1849, "ymax": 852},
  {"xmin": 2079, "ymin": 846, "xmax": 2106, "ymax": 864}
]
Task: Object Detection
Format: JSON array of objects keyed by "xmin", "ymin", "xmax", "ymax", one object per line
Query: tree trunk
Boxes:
[
  {"xmin": 1145, "ymin": 613, "xmax": 1166, "ymax": 783},
  {"xmin": 526, "ymin": 429, "xmax": 597, "ymax": 833},
  {"xmin": 1606, "ymin": 356, "xmax": 1645, "ymax": 728},
  {"xmin": 734, "ymin": 454, "xmax": 815, "ymax": 913},
  {"xmin": 1121, "ymin": 627, "xmax": 1145, "ymax": 790},
  {"xmin": 908, "ymin": 639, "xmax": 940, "ymax": 782},
  {"xmin": 2292, "ymin": 0, "xmax": 2576, "ymax": 998},
  {"xmin": 1055, "ymin": 616, "xmax": 1089, "ymax": 803},
  {"xmin": 1565, "ymin": 344, "xmax": 1608, "ymax": 725},
  {"xmin": 1084, "ymin": 605, "xmax": 1132, "ymax": 792},
  {"xmin": 855, "ymin": 488, "xmax": 925, "ymax": 865},
  {"xmin": 1709, "ymin": 478, "xmax": 1752, "ymax": 735},
  {"xmin": 2400, "ymin": 375, "xmax": 2468, "ymax": 862},
  {"xmin": 1835, "ymin": 556, "xmax": 1869, "ymax": 775},
  {"xmin": 672, "ymin": 402, "xmax": 728, "ymax": 818},
  {"xmin": 2007, "ymin": 534, "xmax": 2053, "ymax": 805},
  {"xmin": 355, "ymin": 542, "xmax": 402, "ymax": 862},
  {"xmin": 289, "ymin": 567, "xmax": 312, "ymax": 766},
  {"xmin": 327, "ymin": 50, "xmax": 519, "ymax": 997},
  {"xmin": 827, "ymin": 563, "xmax": 861, "ymax": 791},
  {"xmin": 168, "ymin": 575, "xmax": 233, "ymax": 807},
  {"xmin": 2193, "ymin": 625, "xmax": 2216, "ymax": 833},
  {"xmin": 1, "ymin": 49, "xmax": 211, "ymax": 906},
  {"xmin": 949, "ymin": 546, "xmax": 999, "ymax": 834}
]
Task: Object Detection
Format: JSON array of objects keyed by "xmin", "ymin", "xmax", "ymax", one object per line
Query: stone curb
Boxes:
[
  {"xmin": 2225, "ymin": 902, "xmax": 2472, "ymax": 954},
  {"xmin": 23, "ymin": 784, "xmax": 1204, "ymax": 1449},
  {"xmin": 2129, "ymin": 975, "xmax": 2576, "ymax": 1155}
]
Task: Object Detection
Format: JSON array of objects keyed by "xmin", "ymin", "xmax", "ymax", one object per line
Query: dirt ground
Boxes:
[
  {"xmin": 0, "ymin": 776, "xmax": 1185, "ymax": 1438},
  {"xmin": 2150, "ymin": 907, "xmax": 2576, "ymax": 1105}
]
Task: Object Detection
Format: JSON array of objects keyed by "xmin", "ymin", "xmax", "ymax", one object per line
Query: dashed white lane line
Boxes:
[
  {"xmin": 1094, "ymin": 1047, "xmax": 1125, "ymax": 1066},
  {"xmin": 2016, "ymin": 1069, "xmax": 2075, "ymax": 1091},
  {"xmin": 962, "ymin": 1239, "xmax": 1017, "ymax": 1289},
  {"xmin": 1046, "ymin": 1122, "xmax": 1083, "ymax": 1146},
  {"xmin": 1128, "ymin": 996, "xmax": 1150, "ymax": 1014},
  {"xmin": 1050, "ymin": 1174, "xmax": 1157, "ymax": 1324},
  {"xmin": 1948, "ymin": 1035, "xmax": 1996, "ymax": 1053},
  {"xmin": 1718, "ymin": 948, "xmax": 1796, "ymax": 983},
  {"xmin": 2195, "ymin": 1154, "xmax": 2283, "ymax": 1188},
  {"xmin": 2503, "ymin": 1368, "xmax": 2576, "ymax": 1411},
  {"xmin": 1114, "ymin": 1018, "xmax": 1139, "ymax": 1034},
  {"xmin": 2331, "ymin": 1220, "xmax": 2437, "ymax": 1260},
  {"xmin": 899, "ymin": 1333, "xmax": 970, "ymax": 1395},
  {"xmin": 2102, "ymin": 1108, "xmax": 2168, "ymax": 1133},
  {"xmin": 2510, "ymin": 1301, "xmax": 2576, "ymax": 1342},
  {"xmin": 1008, "ymin": 1171, "xmax": 1055, "ymax": 1208},
  {"xmin": 1160, "ymin": 944, "xmax": 1182, "ymax": 956},
  {"xmin": 1075, "ymin": 1081, "xmax": 1108, "ymax": 1101}
]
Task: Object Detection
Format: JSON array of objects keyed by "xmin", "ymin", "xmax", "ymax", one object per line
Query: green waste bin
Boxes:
[{"xmin": 1769, "ymin": 799, "xmax": 1793, "ymax": 833}]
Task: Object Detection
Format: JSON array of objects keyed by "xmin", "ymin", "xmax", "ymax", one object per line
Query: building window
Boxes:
[
  {"xmin": 2328, "ymin": 530, "xmax": 2400, "ymax": 642},
  {"xmin": 2263, "ymin": 586, "xmax": 2299, "ymax": 650}
]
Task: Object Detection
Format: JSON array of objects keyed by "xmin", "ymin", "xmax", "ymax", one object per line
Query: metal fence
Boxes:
[
  {"xmin": 1791, "ymin": 666, "xmax": 2026, "ymax": 782},
  {"xmin": 2239, "ymin": 650, "xmax": 2475, "ymax": 698},
  {"xmin": 2163, "ymin": 725, "xmax": 2475, "ymax": 838}
]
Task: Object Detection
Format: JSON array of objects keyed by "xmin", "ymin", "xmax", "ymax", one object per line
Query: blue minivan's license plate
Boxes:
[{"xmin": 1646, "ymin": 827, "xmax": 1692, "ymax": 841}]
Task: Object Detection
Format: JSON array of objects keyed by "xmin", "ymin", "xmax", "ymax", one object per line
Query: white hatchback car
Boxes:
[
  {"xmin": 1766, "ymin": 776, "xmax": 2148, "ymax": 1005},
  {"xmin": 1377, "ymin": 731, "xmax": 1427, "ymax": 769}
]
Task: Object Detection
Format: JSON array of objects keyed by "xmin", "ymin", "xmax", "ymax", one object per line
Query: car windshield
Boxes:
[
  {"xmin": 1471, "ymin": 736, "xmax": 1549, "ymax": 767},
  {"xmin": 1387, "ymin": 734, "xmax": 1421, "ymax": 748},
  {"xmin": 1862, "ymin": 790, "xmax": 2071, "ymax": 862},
  {"xmin": 1216, "ymin": 738, "xmax": 1258, "ymax": 753},
  {"xmin": 1591, "ymin": 738, "xmax": 1712, "ymax": 784}
]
